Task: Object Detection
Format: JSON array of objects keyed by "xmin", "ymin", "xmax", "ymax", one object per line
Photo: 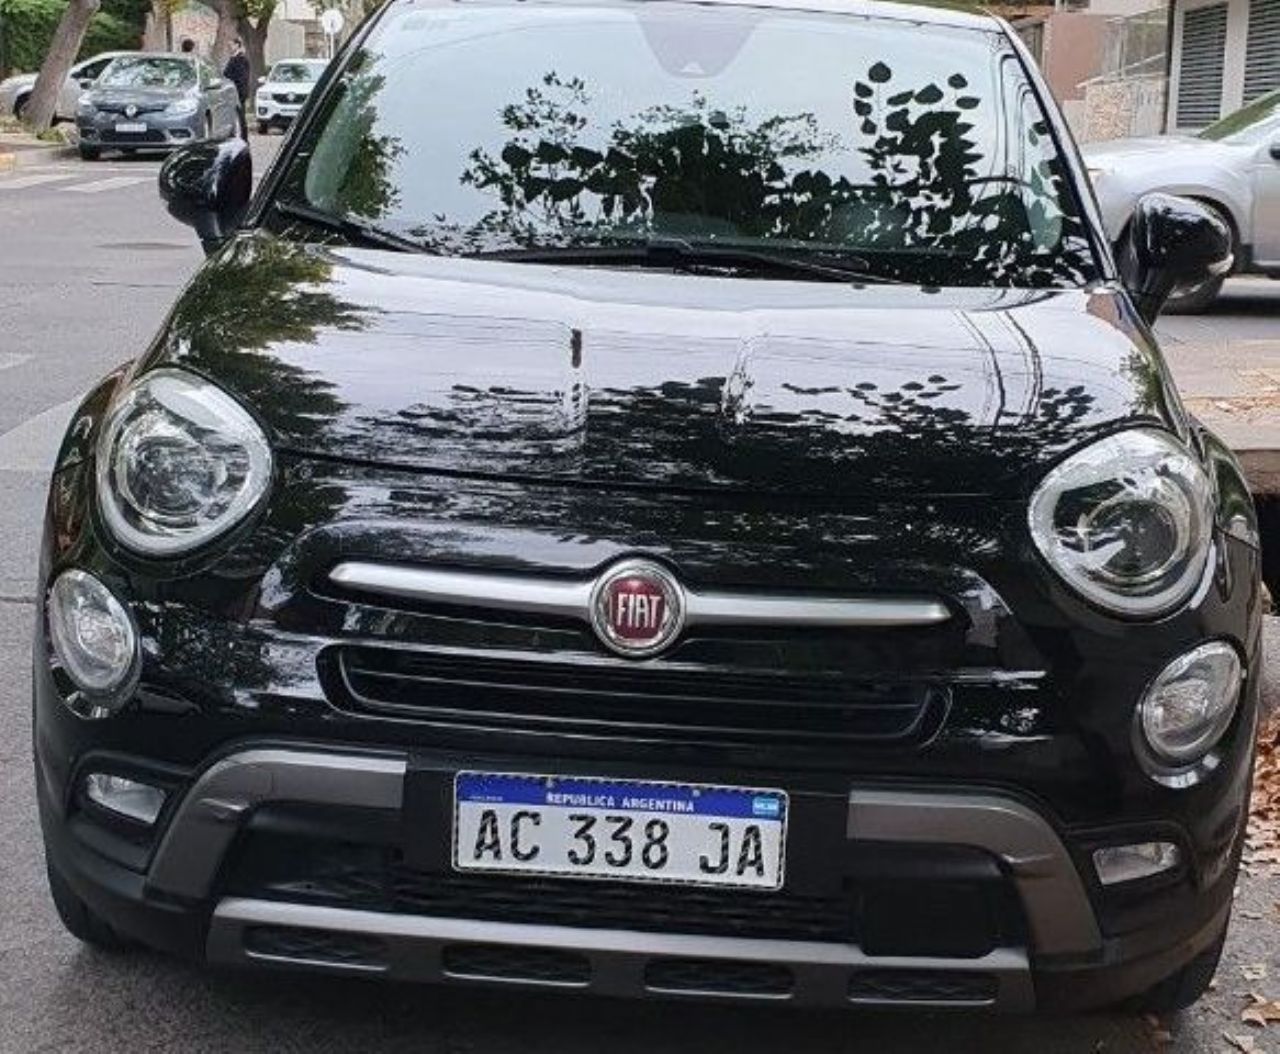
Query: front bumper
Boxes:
[
  {"xmin": 255, "ymin": 99, "xmax": 302, "ymax": 124},
  {"xmin": 77, "ymin": 110, "xmax": 202, "ymax": 149},
  {"xmin": 37, "ymin": 721, "xmax": 1247, "ymax": 1011}
]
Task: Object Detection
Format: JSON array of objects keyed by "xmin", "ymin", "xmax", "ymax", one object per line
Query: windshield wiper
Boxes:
[
  {"xmin": 273, "ymin": 200, "xmax": 434, "ymax": 255},
  {"xmin": 469, "ymin": 237, "xmax": 911, "ymax": 284}
]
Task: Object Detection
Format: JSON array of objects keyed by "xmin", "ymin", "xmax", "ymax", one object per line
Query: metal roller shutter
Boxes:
[
  {"xmin": 1177, "ymin": 3, "xmax": 1229, "ymax": 128},
  {"xmin": 1245, "ymin": 0, "xmax": 1280, "ymax": 102}
]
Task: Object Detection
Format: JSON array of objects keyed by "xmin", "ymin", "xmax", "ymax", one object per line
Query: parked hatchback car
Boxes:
[
  {"xmin": 36, "ymin": 0, "xmax": 1261, "ymax": 1016},
  {"xmin": 75, "ymin": 53, "xmax": 241, "ymax": 160},
  {"xmin": 254, "ymin": 58, "xmax": 328, "ymax": 133},
  {"xmin": 0, "ymin": 50, "xmax": 133, "ymax": 123},
  {"xmin": 1084, "ymin": 90, "xmax": 1280, "ymax": 312}
]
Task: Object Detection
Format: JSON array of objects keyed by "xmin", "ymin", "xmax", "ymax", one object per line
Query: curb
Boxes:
[{"xmin": 0, "ymin": 142, "xmax": 75, "ymax": 171}]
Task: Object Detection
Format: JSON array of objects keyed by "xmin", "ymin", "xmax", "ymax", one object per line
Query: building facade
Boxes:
[{"xmin": 1168, "ymin": 0, "xmax": 1280, "ymax": 130}]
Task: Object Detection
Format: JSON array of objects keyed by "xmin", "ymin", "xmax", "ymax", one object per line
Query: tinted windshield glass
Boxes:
[
  {"xmin": 282, "ymin": 1, "xmax": 1097, "ymax": 287},
  {"xmin": 271, "ymin": 62, "xmax": 323, "ymax": 83},
  {"xmin": 99, "ymin": 56, "xmax": 196, "ymax": 89},
  {"xmin": 1199, "ymin": 90, "xmax": 1280, "ymax": 142}
]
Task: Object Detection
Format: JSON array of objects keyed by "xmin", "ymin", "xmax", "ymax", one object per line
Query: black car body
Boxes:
[{"xmin": 35, "ymin": 0, "xmax": 1263, "ymax": 1014}]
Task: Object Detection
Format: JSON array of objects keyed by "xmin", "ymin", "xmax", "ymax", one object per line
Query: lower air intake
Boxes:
[
  {"xmin": 645, "ymin": 958, "xmax": 795, "ymax": 997},
  {"xmin": 848, "ymin": 969, "xmax": 999, "ymax": 1005},
  {"xmin": 243, "ymin": 925, "xmax": 388, "ymax": 970},
  {"xmin": 441, "ymin": 943, "xmax": 591, "ymax": 986}
]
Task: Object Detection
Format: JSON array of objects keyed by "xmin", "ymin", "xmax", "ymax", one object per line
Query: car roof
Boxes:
[{"xmin": 398, "ymin": 0, "xmax": 1000, "ymax": 33}]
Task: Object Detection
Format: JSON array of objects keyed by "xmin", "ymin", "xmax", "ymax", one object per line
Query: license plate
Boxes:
[
  {"xmin": 114, "ymin": 122, "xmax": 147, "ymax": 133},
  {"xmin": 454, "ymin": 772, "xmax": 787, "ymax": 890}
]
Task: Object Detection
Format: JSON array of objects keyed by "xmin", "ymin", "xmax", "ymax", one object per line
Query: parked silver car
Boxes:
[
  {"xmin": 0, "ymin": 51, "xmax": 135, "ymax": 123},
  {"xmin": 75, "ymin": 54, "xmax": 241, "ymax": 161},
  {"xmin": 1084, "ymin": 90, "xmax": 1280, "ymax": 312}
]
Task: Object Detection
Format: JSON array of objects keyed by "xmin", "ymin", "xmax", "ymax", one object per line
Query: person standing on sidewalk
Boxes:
[{"xmin": 222, "ymin": 39, "xmax": 251, "ymax": 136}]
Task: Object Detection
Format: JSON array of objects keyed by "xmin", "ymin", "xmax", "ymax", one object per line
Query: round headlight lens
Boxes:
[
  {"xmin": 97, "ymin": 369, "xmax": 272, "ymax": 555},
  {"xmin": 47, "ymin": 569, "xmax": 137, "ymax": 694},
  {"xmin": 1139, "ymin": 641, "xmax": 1242, "ymax": 765},
  {"xmin": 1028, "ymin": 429, "xmax": 1213, "ymax": 616}
]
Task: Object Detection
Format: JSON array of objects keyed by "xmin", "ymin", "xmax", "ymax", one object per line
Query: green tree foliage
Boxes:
[{"xmin": 0, "ymin": 0, "xmax": 142, "ymax": 73}]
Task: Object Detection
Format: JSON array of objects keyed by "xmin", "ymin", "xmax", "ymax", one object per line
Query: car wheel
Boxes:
[
  {"xmin": 13, "ymin": 93, "xmax": 30, "ymax": 120},
  {"xmin": 45, "ymin": 860, "xmax": 133, "ymax": 951},
  {"xmin": 1131, "ymin": 921, "xmax": 1228, "ymax": 1013},
  {"xmin": 78, "ymin": 144, "xmax": 101, "ymax": 161}
]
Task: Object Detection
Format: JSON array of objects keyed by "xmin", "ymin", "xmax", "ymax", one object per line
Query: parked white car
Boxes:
[
  {"xmin": 1083, "ymin": 90, "xmax": 1280, "ymax": 312},
  {"xmin": 254, "ymin": 58, "xmax": 327, "ymax": 133},
  {"xmin": 0, "ymin": 51, "xmax": 136, "ymax": 123}
]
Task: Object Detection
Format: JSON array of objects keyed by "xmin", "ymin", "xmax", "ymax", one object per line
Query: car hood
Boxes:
[
  {"xmin": 1082, "ymin": 134, "xmax": 1241, "ymax": 168},
  {"xmin": 262, "ymin": 80, "xmax": 316, "ymax": 92},
  {"xmin": 145, "ymin": 234, "xmax": 1182, "ymax": 498},
  {"xmin": 1, "ymin": 73, "xmax": 36, "ymax": 92},
  {"xmin": 89, "ymin": 86, "xmax": 190, "ymax": 105}
]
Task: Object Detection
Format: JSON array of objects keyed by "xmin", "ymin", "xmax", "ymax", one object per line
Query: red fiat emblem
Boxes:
[{"xmin": 589, "ymin": 560, "xmax": 685, "ymax": 657}]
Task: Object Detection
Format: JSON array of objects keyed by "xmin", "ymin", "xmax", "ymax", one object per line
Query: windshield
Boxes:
[
  {"xmin": 280, "ymin": 1, "xmax": 1098, "ymax": 287},
  {"xmin": 1199, "ymin": 90, "xmax": 1280, "ymax": 143},
  {"xmin": 270, "ymin": 62, "xmax": 323, "ymax": 83},
  {"xmin": 98, "ymin": 56, "xmax": 196, "ymax": 89}
]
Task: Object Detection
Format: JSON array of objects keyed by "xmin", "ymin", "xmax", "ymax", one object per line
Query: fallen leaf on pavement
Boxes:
[
  {"xmin": 1240, "ymin": 995, "xmax": 1280, "ymax": 1027},
  {"xmin": 1224, "ymin": 1034, "xmax": 1258, "ymax": 1052},
  {"xmin": 1242, "ymin": 963, "xmax": 1269, "ymax": 982}
]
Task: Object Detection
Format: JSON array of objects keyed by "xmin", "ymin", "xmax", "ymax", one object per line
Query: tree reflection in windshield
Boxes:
[{"xmin": 433, "ymin": 63, "xmax": 1090, "ymax": 284}]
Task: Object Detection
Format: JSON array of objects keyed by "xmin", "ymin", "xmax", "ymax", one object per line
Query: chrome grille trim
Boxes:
[{"xmin": 327, "ymin": 561, "xmax": 951, "ymax": 629}]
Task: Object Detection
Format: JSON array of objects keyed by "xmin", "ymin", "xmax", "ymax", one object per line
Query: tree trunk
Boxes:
[
  {"xmin": 236, "ymin": 16, "xmax": 269, "ymax": 89},
  {"xmin": 22, "ymin": 0, "xmax": 100, "ymax": 133},
  {"xmin": 211, "ymin": 0, "xmax": 237, "ymax": 67}
]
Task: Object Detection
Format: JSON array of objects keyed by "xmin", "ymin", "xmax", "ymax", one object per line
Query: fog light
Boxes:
[
  {"xmin": 46, "ymin": 569, "xmax": 137, "ymax": 696},
  {"xmin": 84, "ymin": 773, "xmax": 165, "ymax": 825},
  {"xmin": 1138, "ymin": 641, "xmax": 1242, "ymax": 766},
  {"xmin": 1093, "ymin": 842, "xmax": 1180, "ymax": 886}
]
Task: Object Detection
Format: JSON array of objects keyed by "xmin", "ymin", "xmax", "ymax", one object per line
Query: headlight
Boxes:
[
  {"xmin": 1138, "ymin": 641, "xmax": 1242, "ymax": 771},
  {"xmin": 1028, "ymin": 429, "xmax": 1213, "ymax": 616},
  {"xmin": 77, "ymin": 97, "xmax": 98, "ymax": 116},
  {"xmin": 165, "ymin": 96, "xmax": 198, "ymax": 117},
  {"xmin": 96, "ymin": 369, "xmax": 272, "ymax": 555}
]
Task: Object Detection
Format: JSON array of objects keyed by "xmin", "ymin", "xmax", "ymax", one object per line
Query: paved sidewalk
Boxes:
[
  {"xmin": 1159, "ymin": 281, "xmax": 1280, "ymax": 494},
  {"xmin": 0, "ymin": 128, "xmax": 73, "ymax": 172}
]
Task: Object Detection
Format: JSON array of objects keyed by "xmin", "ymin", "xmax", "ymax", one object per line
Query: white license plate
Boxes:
[
  {"xmin": 114, "ymin": 122, "xmax": 147, "ymax": 133},
  {"xmin": 454, "ymin": 772, "xmax": 787, "ymax": 890}
]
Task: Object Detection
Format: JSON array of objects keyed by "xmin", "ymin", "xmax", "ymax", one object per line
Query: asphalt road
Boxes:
[{"xmin": 0, "ymin": 140, "xmax": 1277, "ymax": 1053}]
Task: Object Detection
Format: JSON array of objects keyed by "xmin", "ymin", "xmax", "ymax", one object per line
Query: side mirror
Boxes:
[
  {"xmin": 158, "ymin": 138, "xmax": 253, "ymax": 255},
  {"xmin": 257, "ymin": 75, "xmax": 267, "ymax": 85},
  {"xmin": 208, "ymin": 76, "xmax": 225, "ymax": 90},
  {"xmin": 1117, "ymin": 193, "xmax": 1233, "ymax": 324},
  {"xmin": 78, "ymin": 78, "xmax": 95, "ymax": 89}
]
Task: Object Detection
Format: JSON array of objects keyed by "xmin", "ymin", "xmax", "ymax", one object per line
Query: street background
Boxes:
[{"xmin": 0, "ymin": 136, "xmax": 1277, "ymax": 1053}]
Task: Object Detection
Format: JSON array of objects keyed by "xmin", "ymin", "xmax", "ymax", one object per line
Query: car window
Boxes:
[
  {"xmin": 75, "ymin": 57, "xmax": 112, "ymax": 81},
  {"xmin": 271, "ymin": 62, "xmax": 323, "ymax": 83},
  {"xmin": 98, "ymin": 56, "xmax": 197, "ymax": 89},
  {"xmin": 280, "ymin": 2, "xmax": 1098, "ymax": 288},
  {"xmin": 1198, "ymin": 91, "xmax": 1280, "ymax": 143}
]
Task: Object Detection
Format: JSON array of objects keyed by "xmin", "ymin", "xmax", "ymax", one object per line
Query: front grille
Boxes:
[
  {"xmin": 272, "ymin": 92, "xmax": 306, "ymax": 103},
  {"xmin": 243, "ymin": 925, "xmax": 387, "ymax": 969},
  {"xmin": 645, "ymin": 958, "xmax": 794, "ymax": 996},
  {"xmin": 848, "ymin": 969, "xmax": 998, "ymax": 1004},
  {"xmin": 329, "ymin": 645, "xmax": 944, "ymax": 748},
  {"xmin": 442, "ymin": 944, "xmax": 590, "ymax": 985},
  {"xmin": 96, "ymin": 102, "xmax": 165, "ymax": 115},
  {"xmin": 99, "ymin": 129, "xmax": 167, "ymax": 144}
]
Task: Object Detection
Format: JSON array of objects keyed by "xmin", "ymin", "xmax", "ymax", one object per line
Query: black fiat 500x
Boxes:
[{"xmin": 35, "ymin": 0, "xmax": 1263, "ymax": 1015}]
